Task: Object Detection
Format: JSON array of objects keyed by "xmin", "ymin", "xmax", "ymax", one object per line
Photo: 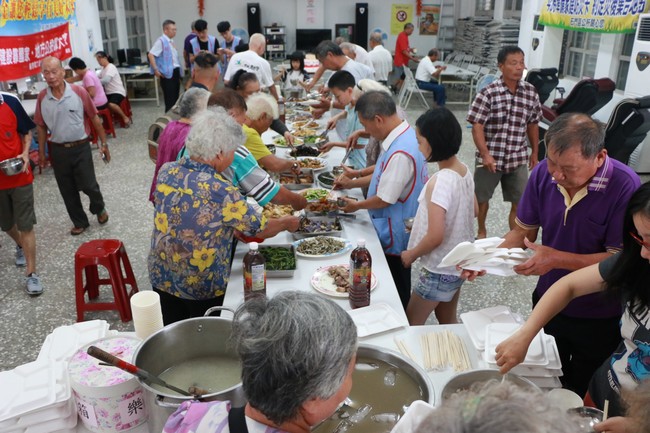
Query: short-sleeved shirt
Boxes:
[
  {"xmin": 408, "ymin": 166, "xmax": 475, "ymax": 275},
  {"xmin": 34, "ymin": 82, "xmax": 97, "ymax": 143},
  {"xmin": 344, "ymin": 104, "xmax": 368, "ymax": 170},
  {"xmin": 224, "ymin": 50, "xmax": 274, "ymax": 88},
  {"xmin": 350, "ymin": 44, "xmax": 375, "ymax": 74},
  {"xmin": 394, "ymin": 31, "xmax": 410, "ymax": 67},
  {"xmin": 595, "ymin": 253, "xmax": 650, "ymax": 394},
  {"xmin": 98, "ymin": 63, "xmax": 126, "ymax": 97},
  {"xmin": 82, "ymin": 69, "xmax": 108, "ymax": 107},
  {"xmin": 369, "ymin": 45, "xmax": 393, "ymax": 82},
  {"xmin": 242, "ymin": 124, "xmax": 271, "ymax": 161},
  {"xmin": 183, "ymin": 33, "xmax": 197, "ymax": 67},
  {"xmin": 466, "ymin": 78, "xmax": 542, "ymax": 173},
  {"xmin": 222, "ymin": 145, "xmax": 280, "ymax": 206},
  {"xmin": 516, "ymin": 156, "xmax": 640, "ymax": 318},
  {"xmin": 415, "ymin": 56, "xmax": 438, "ymax": 82},
  {"xmin": 341, "ymin": 59, "xmax": 374, "ymax": 83},
  {"xmin": 0, "ymin": 93, "xmax": 35, "ymax": 189},
  {"xmin": 150, "ymin": 34, "xmax": 181, "ymax": 68},
  {"xmin": 376, "ymin": 120, "xmax": 416, "ymax": 204},
  {"xmin": 148, "ymin": 157, "xmax": 266, "ymax": 300}
]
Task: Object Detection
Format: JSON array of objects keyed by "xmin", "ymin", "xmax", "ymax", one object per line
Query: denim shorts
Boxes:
[{"xmin": 413, "ymin": 267, "xmax": 463, "ymax": 302}]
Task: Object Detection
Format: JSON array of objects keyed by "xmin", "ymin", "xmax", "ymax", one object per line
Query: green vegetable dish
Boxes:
[
  {"xmin": 302, "ymin": 188, "xmax": 329, "ymax": 201},
  {"xmin": 259, "ymin": 246, "xmax": 296, "ymax": 271}
]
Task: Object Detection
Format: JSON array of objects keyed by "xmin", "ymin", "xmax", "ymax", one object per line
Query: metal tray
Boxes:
[
  {"xmin": 258, "ymin": 244, "xmax": 296, "ymax": 278},
  {"xmin": 279, "ymin": 168, "xmax": 314, "ymax": 190},
  {"xmin": 292, "ymin": 216, "xmax": 342, "ymax": 240}
]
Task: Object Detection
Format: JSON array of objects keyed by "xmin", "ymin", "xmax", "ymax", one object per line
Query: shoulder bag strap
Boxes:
[{"xmin": 228, "ymin": 406, "xmax": 250, "ymax": 433}]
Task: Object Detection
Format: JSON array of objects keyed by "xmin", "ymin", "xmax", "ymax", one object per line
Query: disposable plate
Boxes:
[
  {"xmin": 484, "ymin": 323, "xmax": 548, "ymax": 366},
  {"xmin": 311, "ymin": 264, "xmax": 378, "ymax": 298},
  {"xmin": 292, "ymin": 236, "xmax": 352, "ymax": 258},
  {"xmin": 460, "ymin": 306, "xmax": 519, "ymax": 351},
  {"xmin": 347, "ymin": 303, "xmax": 408, "ymax": 337}
]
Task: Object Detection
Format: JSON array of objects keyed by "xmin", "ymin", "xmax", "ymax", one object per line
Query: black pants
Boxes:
[
  {"xmin": 50, "ymin": 142, "xmax": 105, "ymax": 229},
  {"xmin": 386, "ymin": 254, "xmax": 411, "ymax": 310},
  {"xmin": 533, "ymin": 291, "xmax": 621, "ymax": 397},
  {"xmin": 154, "ymin": 288, "xmax": 225, "ymax": 325},
  {"xmin": 160, "ymin": 68, "xmax": 181, "ymax": 112}
]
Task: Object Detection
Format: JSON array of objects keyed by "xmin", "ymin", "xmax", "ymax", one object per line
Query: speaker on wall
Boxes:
[
  {"xmin": 355, "ymin": 3, "xmax": 369, "ymax": 49},
  {"xmin": 247, "ymin": 3, "xmax": 262, "ymax": 36}
]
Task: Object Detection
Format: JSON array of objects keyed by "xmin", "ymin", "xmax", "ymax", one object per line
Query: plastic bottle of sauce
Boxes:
[
  {"xmin": 349, "ymin": 238, "xmax": 372, "ymax": 309},
  {"xmin": 243, "ymin": 242, "xmax": 266, "ymax": 301},
  {"xmin": 278, "ymin": 96, "xmax": 286, "ymax": 124}
]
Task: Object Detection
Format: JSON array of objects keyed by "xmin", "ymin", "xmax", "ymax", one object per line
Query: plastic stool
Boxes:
[
  {"xmin": 75, "ymin": 239, "xmax": 139, "ymax": 322},
  {"xmin": 97, "ymin": 107, "xmax": 116, "ymax": 138},
  {"xmin": 117, "ymin": 96, "xmax": 133, "ymax": 127}
]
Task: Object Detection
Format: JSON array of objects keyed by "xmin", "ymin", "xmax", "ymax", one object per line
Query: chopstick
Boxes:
[
  {"xmin": 394, "ymin": 338, "xmax": 416, "ymax": 362},
  {"xmin": 603, "ymin": 399, "xmax": 609, "ymax": 421}
]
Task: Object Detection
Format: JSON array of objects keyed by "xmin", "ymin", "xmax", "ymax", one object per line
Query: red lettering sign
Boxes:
[{"xmin": 0, "ymin": 23, "xmax": 72, "ymax": 80}]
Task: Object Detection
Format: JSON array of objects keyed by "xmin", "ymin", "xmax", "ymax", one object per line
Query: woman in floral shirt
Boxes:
[{"xmin": 148, "ymin": 108, "xmax": 267, "ymax": 324}]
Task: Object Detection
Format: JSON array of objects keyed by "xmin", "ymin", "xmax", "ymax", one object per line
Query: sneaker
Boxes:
[
  {"xmin": 15, "ymin": 245, "xmax": 26, "ymax": 267},
  {"xmin": 26, "ymin": 272, "xmax": 43, "ymax": 296}
]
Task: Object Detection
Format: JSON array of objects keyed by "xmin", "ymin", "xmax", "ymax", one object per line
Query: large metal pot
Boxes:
[
  {"xmin": 441, "ymin": 369, "xmax": 540, "ymax": 400},
  {"xmin": 133, "ymin": 307, "xmax": 246, "ymax": 433}
]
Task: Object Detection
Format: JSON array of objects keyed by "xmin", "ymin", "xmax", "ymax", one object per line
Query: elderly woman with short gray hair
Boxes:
[
  {"xmin": 149, "ymin": 87, "xmax": 210, "ymax": 202},
  {"xmin": 148, "ymin": 108, "xmax": 269, "ymax": 324},
  {"xmin": 163, "ymin": 291, "xmax": 358, "ymax": 433}
]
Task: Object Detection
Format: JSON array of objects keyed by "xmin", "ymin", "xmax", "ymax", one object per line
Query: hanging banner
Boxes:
[
  {"xmin": 419, "ymin": 4, "xmax": 440, "ymax": 35},
  {"xmin": 391, "ymin": 4, "xmax": 413, "ymax": 35},
  {"xmin": 0, "ymin": 0, "xmax": 77, "ymax": 36},
  {"xmin": 0, "ymin": 23, "xmax": 72, "ymax": 80},
  {"xmin": 538, "ymin": 0, "xmax": 650, "ymax": 33}
]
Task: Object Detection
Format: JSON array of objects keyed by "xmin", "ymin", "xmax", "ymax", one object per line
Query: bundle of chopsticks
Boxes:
[{"xmin": 396, "ymin": 330, "xmax": 472, "ymax": 372}]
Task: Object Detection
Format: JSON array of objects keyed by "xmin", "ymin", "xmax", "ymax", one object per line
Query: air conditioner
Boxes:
[{"xmin": 624, "ymin": 13, "xmax": 650, "ymax": 98}]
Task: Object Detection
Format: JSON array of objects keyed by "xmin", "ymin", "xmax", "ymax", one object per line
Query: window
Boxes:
[
  {"xmin": 124, "ymin": 0, "xmax": 147, "ymax": 53},
  {"xmin": 616, "ymin": 33, "xmax": 635, "ymax": 90},
  {"xmin": 475, "ymin": 0, "xmax": 521, "ymax": 17},
  {"xmin": 98, "ymin": 0, "xmax": 119, "ymax": 57},
  {"xmin": 563, "ymin": 30, "xmax": 601, "ymax": 79}
]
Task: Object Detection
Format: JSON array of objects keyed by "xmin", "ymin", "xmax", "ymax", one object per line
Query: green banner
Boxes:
[{"xmin": 539, "ymin": 0, "xmax": 650, "ymax": 33}]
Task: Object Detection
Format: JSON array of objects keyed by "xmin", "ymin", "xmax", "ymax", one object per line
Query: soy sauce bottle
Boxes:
[
  {"xmin": 243, "ymin": 242, "xmax": 266, "ymax": 301},
  {"xmin": 349, "ymin": 239, "xmax": 372, "ymax": 309},
  {"xmin": 278, "ymin": 96, "xmax": 286, "ymax": 124}
]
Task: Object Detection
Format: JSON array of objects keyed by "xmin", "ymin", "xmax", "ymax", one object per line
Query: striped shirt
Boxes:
[
  {"xmin": 467, "ymin": 78, "xmax": 542, "ymax": 173},
  {"xmin": 223, "ymin": 145, "xmax": 280, "ymax": 206}
]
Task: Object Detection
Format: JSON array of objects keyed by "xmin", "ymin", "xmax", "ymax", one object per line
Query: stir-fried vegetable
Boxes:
[
  {"xmin": 302, "ymin": 189, "xmax": 329, "ymax": 201},
  {"xmin": 296, "ymin": 237, "xmax": 346, "ymax": 255},
  {"xmin": 259, "ymin": 246, "xmax": 296, "ymax": 271}
]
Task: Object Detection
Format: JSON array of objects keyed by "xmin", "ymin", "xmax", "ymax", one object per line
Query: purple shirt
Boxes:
[
  {"xmin": 83, "ymin": 69, "xmax": 108, "ymax": 108},
  {"xmin": 183, "ymin": 33, "xmax": 197, "ymax": 68},
  {"xmin": 149, "ymin": 121, "xmax": 191, "ymax": 202},
  {"xmin": 516, "ymin": 155, "xmax": 640, "ymax": 318}
]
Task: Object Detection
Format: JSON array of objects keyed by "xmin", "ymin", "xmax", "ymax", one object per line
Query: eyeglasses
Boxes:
[{"xmin": 629, "ymin": 231, "xmax": 650, "ymax": 250}]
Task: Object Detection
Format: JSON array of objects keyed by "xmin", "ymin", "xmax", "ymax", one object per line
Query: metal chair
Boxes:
[{"xmin": 398, "ymin": 68, "xmax": 429, "ymax": 109}]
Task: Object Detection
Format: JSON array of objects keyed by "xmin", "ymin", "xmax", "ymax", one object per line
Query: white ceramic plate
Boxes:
[
  {"xmin": 347, "ymin": 303, "xmax": 408, "ymax": 337},
  {"xmin": 293, "ymin": 236, "xmax": 352, "ymax": 258},
  {"xmin": 272, "ymin": 135, "xmax": 303, "ymax": 147},
  {"xmin": 311, "ymin": 264, "xmax": 378, "ymax": 298}
]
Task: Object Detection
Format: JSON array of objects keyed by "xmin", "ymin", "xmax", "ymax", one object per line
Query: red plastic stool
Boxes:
[
  {"xmin": 97, "ymin": 107, "xmax": 116, "ymax": 138},
  {"xmin": 115, "ymin": 96, "xmax": 133, "ymax": 128},
  {"xmin": 75, "ymin": 239, "xmax": 139, "ymax": 322}
]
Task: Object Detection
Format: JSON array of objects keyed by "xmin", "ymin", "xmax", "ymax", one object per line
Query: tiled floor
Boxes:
[{"xmin": 0, "ymin": 89, "xmax": 536, "ymax": 370}]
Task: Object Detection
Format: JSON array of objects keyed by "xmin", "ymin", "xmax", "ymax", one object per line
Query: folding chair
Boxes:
[{"xmin": 399, "ymin": 68, "xmax": 430, "ymax": 109}]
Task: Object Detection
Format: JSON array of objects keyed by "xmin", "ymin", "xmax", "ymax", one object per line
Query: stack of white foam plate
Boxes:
[
  {"xmin": 0, "ymin": 320, "xmax": 116, "ymax": 433},
  {"xmin": 0, "ymin": 360, "xmax": 76, "ymax": 433},
  {"xmin": 484, "ymin": 323, "xmax": 563, "ymax": 389},
  {"xmin": 461, "ymin": 307, "xmax": 563, "ymax": 389}
]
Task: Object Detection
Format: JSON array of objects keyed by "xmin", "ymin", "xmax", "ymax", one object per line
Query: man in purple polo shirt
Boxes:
[{"xmin": 497, "ymin": 113, "xmax": 641, "ymax": 396}]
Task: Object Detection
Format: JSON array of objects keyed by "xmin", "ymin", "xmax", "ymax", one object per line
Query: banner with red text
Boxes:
[{"xmin": 0, "ymin": 23, "xmax": 72, "ymax": 80}]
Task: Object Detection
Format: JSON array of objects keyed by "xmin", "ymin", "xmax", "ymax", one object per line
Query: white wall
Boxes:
[
  {"xmin": 69, "ymin": 0, "xmax": 104, "ymax": 70},
  {"xmin": 144, "ymin": 0, "xmax": 446, "ymax": 62}
]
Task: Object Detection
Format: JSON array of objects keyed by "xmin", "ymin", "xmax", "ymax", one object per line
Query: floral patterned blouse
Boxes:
[{"xmin": 148, "ymin": 157, "xmax": 266, "ymax": 300}]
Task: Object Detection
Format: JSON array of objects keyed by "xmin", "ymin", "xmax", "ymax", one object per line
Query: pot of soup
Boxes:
[{"xmin": 133, "ymin": 307, "xmax": 245, "ymax": 433}]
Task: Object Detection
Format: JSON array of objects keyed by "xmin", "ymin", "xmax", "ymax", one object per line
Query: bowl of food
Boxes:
[
  {"xmin": 0, "ymin": 157, "xmax": 25, "ymax": 176},
  {"xmin": 288, "ymin": 145, "xmax": 320, "ymax": 158},
  {"xmin": 265, "ymin": 144, "xmax": 277, "ymax": 154}
]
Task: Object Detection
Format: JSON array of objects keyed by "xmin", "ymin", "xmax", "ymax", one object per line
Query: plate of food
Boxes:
[
  {"xmin": 292, "ymin": 128, "xmax": 319, "ymax": 138},
  {"xmin": 287, "ymin": 146, "xmax": 320, "ymax": 157},
  {"xmin": 273, "ymin": 136, "xmax": 304, "ymax": 147},
  {"xmin": 293, "ymin": 236, "xmax": 352, "ymax": 258},
  {"xmin": 299, "ymin": 188, "xmax": 330, "ymax": 201},
  {"xmin": 292, "ymin": 120, "xmax": 320, "ymax": 129},
  {"xmin": 295, "ymin": 156, "xmax": 327, "ymax": 170},
  {"xmin": 262, "ymin": 203, "xmax": 296, "ymax": 219},
  {"xmin": 311, "ymin": 264, "xmax": 378, "ymax": 297},
  {"xmin": 317, "ymin": 171, "xmax": 336, "ymax": 189}
]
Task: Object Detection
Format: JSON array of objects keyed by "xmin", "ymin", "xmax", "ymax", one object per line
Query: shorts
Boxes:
[
  {"xmin": 474, "ymin": 163, "xmax": 528, "ymax": 204},
  {"xmin": 413, "ymin": 267, "xmax": 463, "ymax": 302},
  {"xmin": 107, "ymin": 93, "xmax": 125, "ymax": 106},
  {"xmin": 0, "ymin": 184, "xmax": 36, "ymax": 232}
]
